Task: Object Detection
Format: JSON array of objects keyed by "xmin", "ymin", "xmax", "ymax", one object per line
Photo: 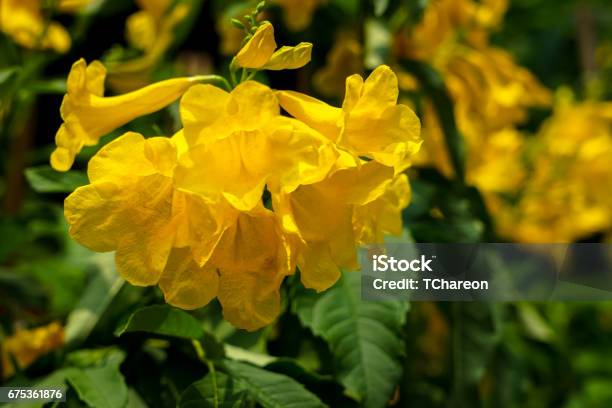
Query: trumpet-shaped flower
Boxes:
[
  {"xmin": 64, "ymin": 132, "xmax": 236, "ymax": 284},
  {"xmin": 64, "ymin": 131, "xmax": 297, "ymax": 331},
  {"xmin": 0, "ymin": 0, "xmax": 71, "ymax": 53},
  {"xmin": 2, "ymin": 322, "xmax": 64, "ymax": 379},
  {"xmin": 212, "ymin": 206, "xmax": 295, "ymax": 330},
  {"xmin": 51, "ymin": 59, "xmax": 199, "ymax": 171},
  {"xmin": 278, "ymin": 65, "xmax": 422, "ymax": 172},
  {"xmin": 176, "ymin": 81, "xmax": 338, "ymax": 211},
  {"xmin": 274, "ymin": 154, "xmax": 398, "ymax": 291},
  {"xmin": 353, "ymin": 173, "xmax": 411, "ymax": 244},
  {"xmin": 234, "ymin": 22, "xmax": 312, "ymax": 71}
]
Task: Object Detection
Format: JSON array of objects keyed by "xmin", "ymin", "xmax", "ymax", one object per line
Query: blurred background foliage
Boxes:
[{"xmin": 0, "ymin": 0, "xmax": 611, "ymax": 407}]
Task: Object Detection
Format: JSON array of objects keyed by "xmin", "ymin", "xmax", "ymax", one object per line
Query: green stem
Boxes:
[
  {"xmin": 192, "ymin": 339, "xmax": 219, "ymax": 408},
  {"xmin": 193, "ymin": 75, "xmax": 232, "ymax": 92}
]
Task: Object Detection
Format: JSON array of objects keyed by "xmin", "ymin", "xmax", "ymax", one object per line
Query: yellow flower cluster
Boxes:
[
  {"xmin": 57, "ymin": 23, "xmax": 421, "ymax": 330},
  {"xmin": 0, "ymin": 0, "xmax": 92, "ymax": 53},
  {"xmin": 1, "ymin": 322, "xmax": 64, "ymax": 379},
  {"xmin": 493, "ymin": 94, "xmax": 612, "ymax": 243},
  {"xmin": 395, "ymin": 0, "xmax": 550, "ymax": 195}
]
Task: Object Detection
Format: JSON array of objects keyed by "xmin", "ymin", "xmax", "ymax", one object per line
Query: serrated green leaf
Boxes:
[
  {"xmin": 222, "ymin": 360, "xmax": 328, "ymax": 408},
  {"xmin": 115, "ymin": 305, "xmax": 204, "ymax": 339},
  {"xmin": 25, "ymin": 166, "xmax": 88, "ymax": 193},
  {"xmin": 180, "ymin": 371, "xmax": 248, "ymax": 408},
  {"xmin": 293, "ymin": 272, "xmax": 408, "ymax": 408}
]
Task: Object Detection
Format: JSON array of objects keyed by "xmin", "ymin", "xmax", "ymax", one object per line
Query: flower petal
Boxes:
[
  {"xmin": 277, "ymin": 90, "xmax": 343, "ymax": 140},
  {"xmin": 158, "ymin": 247, "xmax": 219, "ymax": 309},
  {"xmin": 235, "ymin": 22, "xmax": 276, "ymax": 69},
  {"xmin": 263, "ymin": 42, "xmax": 312, "ymax": 70}
]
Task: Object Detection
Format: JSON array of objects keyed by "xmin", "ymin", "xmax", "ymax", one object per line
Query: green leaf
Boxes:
[
  {"xmin": 450, "ymin": 303, "xmax": 502, "ymax": 402},
  {"xmin": 115, "ymin": 305, "xmax": 204, "ymax": 339},
  {"xmin": 65, "ymin": 254, "xmax": 124, "ymax": 346},
  {"xmin": 180, "ymin": 371, "xmax": 248, "ymax": 408},
  {"xmin": 0, "ymin": 66, "xmax": 20, "ymax": 86},
  {"xmin": 66, "ymin": 351, "xmax": 129, "ymax": 408},
  {"xmin": 372, "ymin": 0, "xmax": 390, "ymax": 16},
  {"xmin": 224, "ymin": 344, "xmax": 276, "ymax": 367},
  {"xmin": 25, "ymin": 165, "xmax": 88, "ymax": 193},
  {"xmin": 405, "ymin": 169, "xmax": 493, "ymax": 242},
  {"xmin": 5, "ymin": 368, "xmax": 73, "ymax": 408},
  {"xmin": 127, "ymin": 388, "xmax": 150, "ymax": 408},
  {"xmin": 293, "ymin": 272, "xmax": 408, "ymax": 408},
  {"xmin": 221, "ymin": 360, "xmax": 328, "ymax": 408}
]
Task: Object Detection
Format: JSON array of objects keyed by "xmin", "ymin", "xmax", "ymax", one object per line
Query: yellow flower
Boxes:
[
  {"xmin": 313, "ymin": 34, "xmax": 363, "ymax": 97},
  {"xmin": 274, "ymin": 154, "xmax": 398, "ymax": 291},
  {"xmin": 494, "ymin": 98, "xmax": 612, "ymax": 243},
  {"xmin": 353, "ymin": 173, "xmax": 411, "ymax": 244},
  {"xmin": 64, "ymin": 131, "xmax": 295, "ymax": 331},
  {"xmin": 211, "ymin": 206, "xmax": 295, "ymax": 330},
  {"xmin": 2, "ymin": 322, "xmax": 64, "ymax": 379},
  {"xmin": 396, "ymin": 0, "xmax": 550, "ymax": 197},
  {"xmin": 175, "ymin": 80, "xmax": 338, "ymax": 212},
  {"xmin": 271, "ymin": 0, "xmax": 320, "ymax": 31},
  {"xmin": 234, "ymin": 22, "xmax": 312, "ymax": 70},
  {"xmin": 466, "ymin": 128, "xmax": 526, "ymax": 194},
  {"xmin": 278, "ymin": 65, "xmax": 422, "ymax": 172},
  {"xmin": 0, "ymin": 0, "xmax": 70, "ymax": 53},
  {"xmin": 51, "ymin": 59, "xmax": 199, "ymax": 172},
  {"xmin": 106, "ymin": 0, "xmax": 190, "ymax": 92}
]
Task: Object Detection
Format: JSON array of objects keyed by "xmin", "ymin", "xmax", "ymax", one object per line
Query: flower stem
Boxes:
[{"xmin": 193, "ymin": 75, "xmax": 232, "ymax": 91}]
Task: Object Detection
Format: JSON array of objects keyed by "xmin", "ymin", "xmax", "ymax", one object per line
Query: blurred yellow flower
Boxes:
[
  {"xmin": 397, "ymin": 0, "xmax": 550, "ymax": 212},
  {"xmin": 51, "ymin": 59, "xmax": 199, "ymax": 171},
  {"xmin": 0, "ymin": 0, "xmax": 71, "ymax": 53},
  {"xmin": 313, "ymin": 34, "xmax": 363, "ymax": 97},
  {"xmin": 2, "ymin": 322, "xmax": 64, "ymax": 379},
  {"xmin": 278, "ymin": 65, "xmax": 422, "ymax": 172},
  {"xmin": 272, "ymin": 0, "xmax": 320, "ymax": 31},
  {"xmin": 495, "ymin": 97, "xmax": 612, "ymax": 243},
  {"xmin": 106, "ymin": 0, "xmax": 190, "ymax": 92},
  {"xmin": 235, "ymin": 22, "xmax": 312, "ymax": 71}
]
